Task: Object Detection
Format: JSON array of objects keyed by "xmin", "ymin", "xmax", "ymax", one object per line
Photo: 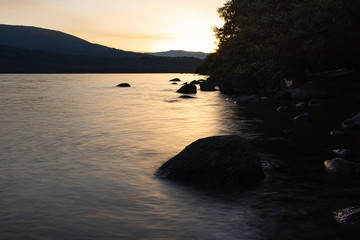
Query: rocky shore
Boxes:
[{"xmin": 159, "ymin": 73, "xmax": 360, "ymax": 226}]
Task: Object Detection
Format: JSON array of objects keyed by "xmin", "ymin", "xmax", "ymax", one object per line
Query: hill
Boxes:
[
  {"xmin": 0, "ymin": 24, "xmax": 204, "ymax": 73},
  {"xmin": 149, "ymin": 50, "xmax": 208, "ymax": 59},
  {"xmin": 0, "ymin": 45, "xmax": 203, "ymax": 73},
  {"xmin": 0, "ymin": 24, "xmax": 146, "ymax": 57}
]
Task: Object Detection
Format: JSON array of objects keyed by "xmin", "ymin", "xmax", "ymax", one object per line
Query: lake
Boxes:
[{"xmin": 1, "ymin": 73, "xmax": 360, "ymax": 239}]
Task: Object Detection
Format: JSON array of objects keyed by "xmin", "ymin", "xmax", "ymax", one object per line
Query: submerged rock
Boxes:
[
  {"xmin": 332, "ymin": 149, "xmax": 351, "ymax": 158},
  {"xmin": 179, "ymin": 95, "xmax": 196, "ymax": 99},
  {"xmin": 294, "ymin": 112, "xmax": 310, "ymax": 121},
  {"xmin": 324, "ymin": 158, "xmax": 360, "ymax": 175},
  {"xmin": 155, "ymin": 135, "xmax": 265, "ymax": 186},
  {"xmin": 117, "ymin": 83, "xmax": 131, "ymax": 87},
  {"xmin": 295, "ymin": 102, "xmax": 306, "ymax": 108},
  {"xmin": 170, "ymin": 78, "xmax": 181, "ymax": 82},
  {"xmin": 276, "ymin": 106, "xmax": 289, "ymax": 112},
  {"xmin": 308, "ymin": 99, "xmax": 323, "ymax": 107},
  {"xmin": 176, "ymin": 84, "xmax": 197, "ymax": 94},
  {"xmin": 334, "ymin": 206, "xmax": 360, "ymax": 225},
  {"xmin": 235, "ymin": 95, "xmax": 260, "ymax": 104},
  {"xmin": 342, "ymin": 112, "xmax": 360, "ymax": 130},
  {"xmin": 261, "ymin": 160, "xmax": 279, "ymax": 169},
  {"xmin": 330, "ymin": 130, "xmax": 347, "ymax": 136}
]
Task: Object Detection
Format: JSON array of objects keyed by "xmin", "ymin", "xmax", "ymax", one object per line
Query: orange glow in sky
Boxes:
[{"xmin": 0, "ymin": 0, "xmax": 225, "ymax": 53}]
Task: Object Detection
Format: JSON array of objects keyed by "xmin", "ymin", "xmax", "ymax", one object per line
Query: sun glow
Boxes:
[{"xmin": 0, "ymin": 0, "xmax": 225, "ymax": 53}]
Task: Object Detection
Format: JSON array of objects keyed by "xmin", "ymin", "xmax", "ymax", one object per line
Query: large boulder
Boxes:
[
  {"xmin": 176, "ymin": 84, "xmax": 197, "ymax": 94},
  {"xmin": 155, "ymin": 135, "xmax": 265, "ymax": 186},
  {"xmin": 324, "ymin": 158, "xmax": 360, "ymax": 175}
]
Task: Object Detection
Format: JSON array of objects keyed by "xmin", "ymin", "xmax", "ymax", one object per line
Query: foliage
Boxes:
[{"xmin": 198, "ymin": 0, "xmax": 360, "ymax": 86}]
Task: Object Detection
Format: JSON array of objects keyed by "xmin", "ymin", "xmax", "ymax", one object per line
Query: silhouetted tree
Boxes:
[{"xmin": 199, "ymin": 0, "xmax": 360, "ymax": 87}]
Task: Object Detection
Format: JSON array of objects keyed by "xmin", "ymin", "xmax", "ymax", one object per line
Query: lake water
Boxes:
[{"xmin": 1, "ymin": 73, "xmax": 360, "ymax": 240}]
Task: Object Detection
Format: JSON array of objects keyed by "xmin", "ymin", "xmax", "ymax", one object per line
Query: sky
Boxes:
[{"xmin": 0, "ymin": 0, "xmax": 226, "ymax": 53}]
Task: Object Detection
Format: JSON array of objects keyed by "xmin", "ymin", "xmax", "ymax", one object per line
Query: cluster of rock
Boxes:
[
  {"xmin": 325, "ymin": 112, "xmax": 360, "ymax": 175},
  {"xmin": 173, "ymin": 78, "xmax": 218, "ymax": 94},
  {"xmin": 334, "ymin": 205, "xmax": 360, "ymax": 225},
  {"xmin": 165, "ymin": 75, "xmax": 360, "ymax": 224},
  {"xmin": 324, "ymin": 112, "xmax": 360, "ymax": 225}
]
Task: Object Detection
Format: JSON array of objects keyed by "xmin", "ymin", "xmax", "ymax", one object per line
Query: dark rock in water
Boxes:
[
  {"xmin": 235, "ymin": 95, "xmax": 260, "ymax": 104},
  {"xmin": 324, "ymin": 158, "xmax": 360, "ymax": 175},
  {"xmin": 171, "ymin": 82, "xmax": 178, "ymax": 85},
  {"xmin": 226, "ymin": 96, "xmax": 238, "ymax": 102},
  {"xmin": 219, "ymin": 74, "xmax": 260, "ymax": 94},
  {"xmin": 176, "ymin": 84, "xmax": 197, "ymax": 94},
  {"xmin": 190, "ymin": 79, "xmax": 205, "ymax": 85},
  {"xmin": 179, "ymin": 95, "xmax": 196, "ymax": 99},
  {"xmin": 200, "ymin": 82, "xmax": 216, "ymax": 91},
  {"xmin": 274, "ymin": 90, "xmax": 291, "ymax": 99},
  {"xmin": 330, "ymin": 130, "xmax": 347, "ymax": 136},
  {"xmin": 295, "ymin": 102, "xmax": 306, "ymax": 108},
  {"xmin": 261, "ymin": 160, "xmax": 279, "ymax": 169},
  {"xmin": 308, "ymin": 99, "xmax": 323, "ymax": 107},
  {"xmin": 155, "ymin": 135, "xmax": 265, "ymax": 186},
  {"xmin": 294, "ymin": 112, "xmax": 310, "ymax": 121},
  {"xmin": 170, "ymin": 78, "xmax": 181, "ymax": 82},
  {"xmin": 334, "ymin": 206, "xmax": 360, "ymax": 225},
  {"xmin": 117, "ymin": 83, "xmax": 131, "ymax": 87},
  {"xmin": 332, "ymin": 149, "xmax": 351, "ymax": 158},
  {"xmin": 276, "ymin": 106, "xmax": 288, "ymax": 111},
  {"xmin": 342, "ymin": 112, "xmax": 360, "ymax": 130}
]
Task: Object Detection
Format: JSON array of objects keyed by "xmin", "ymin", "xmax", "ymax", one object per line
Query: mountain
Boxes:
[
  {"xmin": 0, "ymin": 24, "xmax": 204, "ymax": 73},
  {"xmin": 0, "ymin": 24, "xmax": 145, "ymax": 57},
  {"xmin": 149, "ymin": 50, "xmax": 208, "ymax": 59},
  {"xmin": 0, "ymin": 45, "xmax": 204, "ymax": 73}
]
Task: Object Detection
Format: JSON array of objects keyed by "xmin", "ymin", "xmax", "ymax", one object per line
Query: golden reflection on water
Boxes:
[{"xmin": 0, "ymin": 73, "xmax": 257, "ymax": 239}]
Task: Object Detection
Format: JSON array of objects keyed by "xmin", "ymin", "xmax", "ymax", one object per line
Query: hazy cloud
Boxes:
[
  {"xmin": 0, "ymin": 0, "xmax": 46, "ymax": 8},
  {"xmin": 104, "ymin": 32, "xmax": 177, "ymax": 40}
]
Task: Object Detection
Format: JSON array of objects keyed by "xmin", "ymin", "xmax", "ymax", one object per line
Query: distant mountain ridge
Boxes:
[
  {"xmin": 0, "ymin": 24, "xmax": 204, "ymax": 73},
  {"xmin": 149, "ymin": 50, "xmax": 208, "ymax": 59},
  {"xmin": 0, "ymin": 24, "xmax": 145, "ymax": 57},
  {"xmin": 0, "ymin": 45, "xmax": 204, "ymax": 73}
]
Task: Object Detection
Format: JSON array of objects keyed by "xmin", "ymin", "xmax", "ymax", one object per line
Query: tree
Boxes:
[{"xmin": 198, "ymin": 0, "xmax": 360, "ymax": 87}]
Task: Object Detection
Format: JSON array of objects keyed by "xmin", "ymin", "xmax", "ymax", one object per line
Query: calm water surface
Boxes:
[{"xmin": 1, "ymin": 74, "xmax": 360, "ymax": 239}]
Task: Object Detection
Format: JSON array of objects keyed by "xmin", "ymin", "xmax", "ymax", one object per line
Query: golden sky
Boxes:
[{"xmin": 0, "ymin": 0, "xmax": 225, "ymax": 53}]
